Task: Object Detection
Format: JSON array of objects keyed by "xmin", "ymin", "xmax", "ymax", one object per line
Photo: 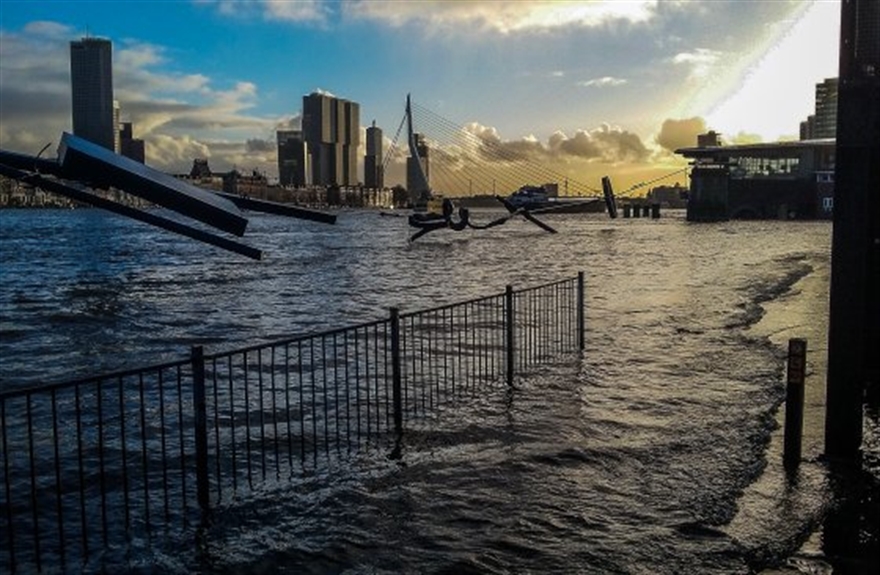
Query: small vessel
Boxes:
[{"xmin": 506, "ymin": 185, "xmax": 604, "ymax": 214}]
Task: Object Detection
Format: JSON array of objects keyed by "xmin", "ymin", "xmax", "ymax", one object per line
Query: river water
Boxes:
[{"xmin": 0, "ymin": 207, "xmax": 871, "ymax": 573}]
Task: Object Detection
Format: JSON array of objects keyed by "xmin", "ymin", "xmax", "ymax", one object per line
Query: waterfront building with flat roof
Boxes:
[{"xmin": 677, "ymin": 137, "xmax": 836, "ymax": 220}]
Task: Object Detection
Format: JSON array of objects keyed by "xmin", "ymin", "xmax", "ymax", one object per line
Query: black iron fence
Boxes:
[{"xmin": 1, "ymin": 273, "xmax": 584, "ymax": 573}]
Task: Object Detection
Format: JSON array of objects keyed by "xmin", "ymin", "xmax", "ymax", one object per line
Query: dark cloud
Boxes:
[
  {"xmin": 655, "ymin": 117, "xmax": 707, "ymax": 152},
  {"xmin": 245, "ymin": 138, "xmax": 274, "ymax": 153}
]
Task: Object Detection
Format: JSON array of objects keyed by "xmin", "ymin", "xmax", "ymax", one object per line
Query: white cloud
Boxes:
[
  {"xmin": 671, "ymin": 48, "xmax": 722, "ymax": 79},
  {"xmin": 264, "ymin": 0, "xmax": 329, "ymax": 23},
  {"xmin": 198, "ymin": 0, "xmax": 329, "ymax": 24},
  {"xmin": 344, "ymin": 0, "xmax": 659, "ymax": 34},
  {"xmin": 578, "ymin": 76, "xmax": 628, "ymax": 88}
]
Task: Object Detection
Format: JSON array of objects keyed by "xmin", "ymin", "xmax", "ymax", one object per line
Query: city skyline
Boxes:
[{"xmin": 0, "ymin": 1, "xmax": 840, "ymax": 193}]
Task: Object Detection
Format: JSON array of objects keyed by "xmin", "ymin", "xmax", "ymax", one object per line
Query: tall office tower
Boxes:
[
  {"xmin": 277, "ymin": 130, "xmax": 308, "ymax": 187},
  {"xmin": 302, "ymin": 92, "xmax": 360, "ymax": 186},
  {"xmin": 814, "ymin": 77, "xmax": 838, "ymax": 138},
  {"xmin": 406, "ymin": 132, "xmax": 430, "ymax": 203},
  {"xmin": 364, "ymin": 121, "xmax": 384, "ymax": 189},
  {"xmin": 70, "ymin": 37, "xmax": 116, "ymax": 151}
]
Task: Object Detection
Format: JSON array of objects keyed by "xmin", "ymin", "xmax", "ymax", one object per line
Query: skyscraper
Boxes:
[
  {"xmin": 813, "ymin": 77, "xmax": 838, "ymax": 139},
  {"xmin": 301, "ymin": 92, "xmax": 360, "ymax": 187},
  {"xmin": 277, "ymin": 130, "xmax": 308, "ymax": 187},
  {"xmin": 70, "ymin": 37, "xmax": 116, "ymax": 151},
  {"xmin": 364, "ymin": 121, "xmax": 384, "ymax": 189},
  {"xmin": 799, "ymin": 77, "xmax": 838, "ymax": 140}
]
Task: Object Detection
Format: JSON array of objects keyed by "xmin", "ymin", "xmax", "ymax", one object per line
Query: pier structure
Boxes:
[{"xmin": 675, "ymin": 138, "xmax": 836, "ymax": 221}]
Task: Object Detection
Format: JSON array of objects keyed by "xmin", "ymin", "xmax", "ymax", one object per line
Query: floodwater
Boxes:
[{"xmin": 0, "ymin": 207, "xmax": 874, "ymax": 573}]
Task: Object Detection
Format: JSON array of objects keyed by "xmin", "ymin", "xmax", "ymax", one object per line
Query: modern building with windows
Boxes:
[
  {"xmin": 70, "ymin": 37, "xmax": 116, "ymax": 152},
  {"xmin": 800, "ymin": 77, "xmax": 838, "ymax": 139},
  {"xmin": 676, "ymin": 136, "xmax": 836, "ymax": 220},
  {"xmin": 301, "ymin": 92, "xmax": 360, "ymax": 187},
  {"xmin": 364, "ymin": 121, "xmax": 384, "ymax": 189}
]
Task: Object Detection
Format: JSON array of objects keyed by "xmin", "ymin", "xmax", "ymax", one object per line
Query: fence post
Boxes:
[
  {"xmin": 577, "ymin": 272, "xmax": 585, "ymax": 352},
  {"xmin": 506, "ymin": 285, "xmax": 515, "ymax": 386},
  {"xmin": 784, "ymin": 338, "xmax": 807, "ymax": 468},
  {"xmin": 390, "ymin": 307, "xmax": 403, "ymax": 438},
  {"xmin": 191, "ymin": 345, "xmax": 210, "ymax": 516}
]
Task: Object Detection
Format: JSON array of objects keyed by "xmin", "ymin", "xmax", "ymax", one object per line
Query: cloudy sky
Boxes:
[{"xmin": 0, "ymin": 0, "xmax": 840, "ymax": 194}]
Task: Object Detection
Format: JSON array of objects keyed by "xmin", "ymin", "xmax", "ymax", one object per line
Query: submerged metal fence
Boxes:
[{"xmin": 1, "ymin": 273, "xmax": 584, "ymax": 572}]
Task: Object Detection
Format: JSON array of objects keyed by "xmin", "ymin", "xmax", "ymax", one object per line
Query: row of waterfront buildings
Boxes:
[{"xmin": 67, "ymin": 36, "xmax": 392, "ymax": 193}]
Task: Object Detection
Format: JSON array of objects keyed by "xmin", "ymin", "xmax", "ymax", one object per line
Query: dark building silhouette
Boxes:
[
  {"xmin": 364, "ymin": 121, "xmax": 384, "ymax": 189},
  {"xmin": 70, "ymin": 37, "xmax": 116, "ymax": 151},
  {"xmin": 119, "ymin": 122, "xmax": 145, "ymax": 163},
  {"xmin": 277, "ymin": 130, "xmax": 307, "ymax": 187}
]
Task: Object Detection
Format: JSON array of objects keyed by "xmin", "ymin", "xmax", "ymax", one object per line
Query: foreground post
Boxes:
[
  {"xmin": 191, "ymin": 345, "xmax": 210, "ymax": 515},
  {"xmin": 390, "ymin": 307, "xmax": 403, "ymax": 437},
  {"xmin": 784, "ymin": 339, "xmax": 807, "ymax": 468}
]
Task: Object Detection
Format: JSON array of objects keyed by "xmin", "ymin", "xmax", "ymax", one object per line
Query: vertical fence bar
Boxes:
[
  {"xmin": 191, "ymin": 346, "xmax": 210, "ymax": 517},
  {"xmin": 506, "ymin": 285, "xmax": 515, "ymax": 386},
  {"xmin": 577, "ymin": 271, "xmax": 585, "ymax": 352},
  {"xmin": 2, "ymin": 400, "xmax": 15, "ymax": 572},
  {"xmin": 391, "ymin": 307, "xmax": 403, "ymax": 437}
]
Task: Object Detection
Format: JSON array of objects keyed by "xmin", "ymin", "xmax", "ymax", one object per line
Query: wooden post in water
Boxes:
[
  {"xmin": 191, "ymin": 345, "xmax": 210, "ymax": 516},
  {"xmin": 651, "ymin": 203, "xmax": 661, "ymax": 219},
  {"xmin": 784, "ymin": 339, "xmax": 807, "ymax": 468},
  {"xmin": 506, "ymin": 285, "xmax": 515, "ymax": 386}
]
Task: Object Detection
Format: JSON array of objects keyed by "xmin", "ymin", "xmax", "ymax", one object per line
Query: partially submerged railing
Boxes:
[{"xmin": 1, "ymin": 273, "xmax": 584, "ymax": 572}]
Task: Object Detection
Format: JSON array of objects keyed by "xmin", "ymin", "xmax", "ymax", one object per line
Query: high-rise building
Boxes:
[
  {"xmin": 814, "ymin": 77, "xmax": 838, "ymax": 138},
  {"xmin": 301, "ymin": 92, "xmax": 360, "ymax": 187},
  {"xmin": 799, "ymin": 77, "xmax": 838, "ymax": 139},
  {"xmin": 70, "ymin": 37, "xmax": 116, "ymax": 151},
  {"xmin": 277, "ymin": 130, "xmax": 308, "ymax": 187},
  {"xmin": 364, "ymin": 121, "xmax": 384, "ymax": 189}
]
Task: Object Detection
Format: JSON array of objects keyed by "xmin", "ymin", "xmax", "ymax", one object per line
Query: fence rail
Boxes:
[{"xmin": 1, "ymin": 273, "xmax": 585, "ymax": 573}]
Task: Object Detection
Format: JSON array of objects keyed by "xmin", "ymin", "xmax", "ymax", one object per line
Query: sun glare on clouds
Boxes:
[{"xmin": 706, "ymin": 1, "xmax": 840, "ymax": 142}]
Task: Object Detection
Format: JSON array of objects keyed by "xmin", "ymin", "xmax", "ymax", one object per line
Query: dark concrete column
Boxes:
[{"xmin": 824, "ymin": 0, "xmax": 880, "ymax": 460}]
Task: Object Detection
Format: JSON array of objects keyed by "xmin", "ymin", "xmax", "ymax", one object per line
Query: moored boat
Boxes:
[{"xmin": 506, "ymin": 185, "xmax": 604, "ymax": 213}]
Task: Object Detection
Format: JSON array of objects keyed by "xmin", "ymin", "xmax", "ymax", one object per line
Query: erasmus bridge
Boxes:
[
  {"xmin": 383, "ymin": 96, "xmax": 688, "ymax": 215},
  {"xmin": 384, "ymin": 96, "xmax": 607, "ymax": 200}
]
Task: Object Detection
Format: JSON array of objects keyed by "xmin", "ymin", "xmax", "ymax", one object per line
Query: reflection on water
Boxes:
[{"xmin": 1, "ymin": 208, "xmax": 874, "ymax": 573}]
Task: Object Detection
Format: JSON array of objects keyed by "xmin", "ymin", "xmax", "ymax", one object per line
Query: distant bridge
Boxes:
[{"xmin": 385, "ymin": 97, "xmax": 605, "ymax": 200}]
